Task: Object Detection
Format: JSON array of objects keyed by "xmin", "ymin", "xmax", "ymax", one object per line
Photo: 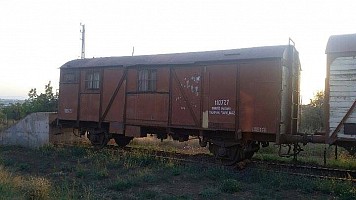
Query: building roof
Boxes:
[
  {"xmin": 61, "ymin": 45, "xmax": 294, "ymax": 68},
  {"xmin": 326, "ymin": 33, "xmax": 356, "ymax": 54}
]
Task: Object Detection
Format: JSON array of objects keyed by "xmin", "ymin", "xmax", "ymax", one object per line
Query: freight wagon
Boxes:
[
  {"xmin": 58, "ymin": 44, "xmax": 305, "ymax": 165},
  {"xmin": 325, "ymin": 33, "xmax": 356, "ymax": 155}
]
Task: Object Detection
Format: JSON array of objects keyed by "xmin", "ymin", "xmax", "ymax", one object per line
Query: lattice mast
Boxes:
[{"xmin": 80, "ymin": 23, "xmax": 85, "ymax": 59}]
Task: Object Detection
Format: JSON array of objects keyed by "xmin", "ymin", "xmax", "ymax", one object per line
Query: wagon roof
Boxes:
[
  {"xmin": 61, "ymin": 45, "xmax": 294, "ymax": 68},
  {"xmin": 326, "ymin": 33, "xmax": 356, "ymax": 54}
]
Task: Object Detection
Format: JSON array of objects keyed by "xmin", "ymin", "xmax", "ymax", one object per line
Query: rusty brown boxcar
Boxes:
[{"xmin": 58, "ymin": 44, "xmax": 301, "ymax": 164}]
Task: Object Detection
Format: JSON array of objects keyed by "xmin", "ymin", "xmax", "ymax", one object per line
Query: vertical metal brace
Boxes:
[
  {"xmin": 168, "ymin": 67, "xmax": 173, "ymax": 126},
  {"xmin": 99, "ymin": 68, "xmax": 128, "ymax": 124},
  {"xmin": 199, "ymin": 66, "xmax": 205, "ymax": 128},
  {"xmin": 98, "ymin": 69, "xmax": 104, "ymax": 128},
  {"xmin": 76, "ymin": 71, "xmax": 82, "ymax": 128}
]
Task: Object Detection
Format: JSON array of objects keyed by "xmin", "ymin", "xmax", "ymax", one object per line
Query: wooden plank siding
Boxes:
[{"xmin": 329, "ymin": 56, "xmax": 356, "ymax": 139}]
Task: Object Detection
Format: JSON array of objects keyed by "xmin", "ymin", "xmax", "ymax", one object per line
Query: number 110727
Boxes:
[{"xmin": 214, "ymin": 99, "xmax": 229, "ymax": 106}]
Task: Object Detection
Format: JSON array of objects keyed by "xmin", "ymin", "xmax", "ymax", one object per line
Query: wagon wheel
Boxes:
[
  {"xmin": 87, "ymin": 131, "xmax": 109, "ymax": 149},
  {"xmin": 209, "ymin": 143, "xmax": 244, "ymax": 166},
  {"xmin": 114, "ymin": 135, "xmax": 133, "ymax": 147},
  {"xmin": 244, "ymin": 141, "xmax": 259, "ymax": 159}
]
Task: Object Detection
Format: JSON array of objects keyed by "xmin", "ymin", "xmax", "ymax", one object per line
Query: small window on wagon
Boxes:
[
  {"xmin": 86, "ymin": 71, "xmax": 100, "ymax": 89},
  {"xmin": 138, "ymin": 69, "xmax": 157, "ymax": 92},
  {"xmin": 62, "ymin": 73, "xmax": 76, "ymax": 83},
  {"xmin": 61, "ymin": 71, "xmax": 78, "ymax": 83}
]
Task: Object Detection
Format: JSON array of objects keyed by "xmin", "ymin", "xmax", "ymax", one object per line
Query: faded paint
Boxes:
[
  {"xmin": 58, "ymin": 45, "xmax": 301, "ymax": 144},
  {"xmin": 171, "ymin": 68, "xmax": 201, "ymax": 126},
  {"xmin": 279, "ymin": 66, "xmax": 290, "ymax": 136},
  {"xmin": 182, "ymin": 75, "xmax": 200, "ymax": 96},
  {"xmin": 205, "ymin": 65, "xmax": 237, "ymax": 129},
  {"xmin": 202, "ymin": 111, "xmax": 209, "ymax": 128},
  {"xmin": 239, "ymin": 61, "xmax": 282, "ymax": 134},
  {"xmin": 329, "ymin": 57, "xmax": 356, "ymax": 139}
]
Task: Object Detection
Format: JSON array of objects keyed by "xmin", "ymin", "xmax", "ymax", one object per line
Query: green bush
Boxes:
[{"xmin": 1, "ymin": 82, "xmax": 58, "ymax": 120}]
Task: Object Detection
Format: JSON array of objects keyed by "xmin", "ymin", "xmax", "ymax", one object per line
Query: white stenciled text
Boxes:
[{"xmin": 209, "ymin": 99, "xmax": 235, "ymax": 115}]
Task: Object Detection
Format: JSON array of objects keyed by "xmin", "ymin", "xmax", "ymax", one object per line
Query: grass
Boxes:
[
  {"xmin": 0, "ymin": 140, "xmax": 354, "ymax": 199},
  {"xmin": 220, "ymin": 179, "xmax": 242, "ymax": 193},
  {"xmin": 110, "ymin": 178, "xmax": 137, "ymax": 191},
  {"xmin": 200, "ymin": 187, "xmax": 220, "ymax": 198},
  {"xmin": 0, "ymin": 166, "xmax": 52, "ymax": 199},
  {"xmin": 130, "ymin": 135, "xmax": 208, "ymax": 155},
  {"xmin": 134, "ymin": 135, "xmax": 356, "ymax": 170},
  {"xmin": 255, "ymin": 143, "xmax": 356, "ymax": 170}
]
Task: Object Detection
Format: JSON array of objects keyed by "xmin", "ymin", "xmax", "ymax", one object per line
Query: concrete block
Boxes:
[{"xmin": 0, "ymin": 112, "xmax": 54, "ymax": 148}]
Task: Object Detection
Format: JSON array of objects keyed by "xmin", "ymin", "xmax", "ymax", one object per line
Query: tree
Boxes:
[
  {"xmin": 23, "ymin": 81, "xmax": 58, "ymax": 114},
  {"xmin": 0, "ymin": 109, "xmax": 6, "ymax": 124},
  {"xmin": 1, "ymin": 81, "xmax": 58, "ymax": 120},
  {"xmin": 2, "ymin": 103, "xmax": 24, "ymax": 120},
  {"xmin": 300, "ymin": 91, "xmax": 325, "ymax": 133}
]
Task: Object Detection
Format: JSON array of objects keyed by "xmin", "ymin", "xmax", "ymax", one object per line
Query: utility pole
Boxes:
[{"xmin": 80, "ymin": 23, "xmax": 85, "ymax": 59}]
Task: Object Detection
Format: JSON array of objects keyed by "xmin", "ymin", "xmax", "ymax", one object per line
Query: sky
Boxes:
[{"xmin": 1, "ymin": 0, "xmax": 356, "ymax": 103}]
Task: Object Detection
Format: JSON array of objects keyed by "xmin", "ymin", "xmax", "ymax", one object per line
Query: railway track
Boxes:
[
  {"xmin": 55, "ymin": 143, "xmax": 356, "ymax": 183},
  {"xmin": 250, "ymin": 160, "xmax": 356, "ymax": 183},
  {"xmin": 106, "ymin": 144, "xmax": 356, "ymax": 182}
]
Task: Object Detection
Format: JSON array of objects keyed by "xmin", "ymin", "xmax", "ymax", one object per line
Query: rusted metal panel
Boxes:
[
  {"xmin": 125, "ymin": 125, "xmax": 141, "ymax": 137},
  {"xmin": 157, "ymin": 68, "xmax": 170, "ymax": 92},
  {"xmin": 101, "ymin": 68, "xmax": 125, "ymax": 122},
  {"xmin": 109, "ymin": 121, "xmax": 123, "ymax": 134},
  {"xmin": 58, "ymin": 69, "xmax": 80, "ymax": 121},
  {"xmin": 126, "ymin": 93, "xmax": 169, "ymax": 125},
  {"xmin": 58, "ymin": 45, "xmax": 303, "ymax": 145},
  {"xmin": 171, "ymin": 67, "xmax": 202, "ymax": 126},
  {"xmin": 239, "ymin": 60, "xmax": 281, "ymax": 134},
  {"xmin": 125, "ymin": 67, "xmax": 169, "ymax": 126},
  {"xmin": 58, "ymin": 84, "xmax": 79, "ymax": 120},
  {"xmin": 79, "ymin": 94, "xmax": 100, "ymax": 122},
  {"xmin": 204, "ymin": 64, "xmax": 237, "ymax": 130},
  {"xmin": 126, "ymin": 69, "xmax": 137, "ymax": 92}
]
